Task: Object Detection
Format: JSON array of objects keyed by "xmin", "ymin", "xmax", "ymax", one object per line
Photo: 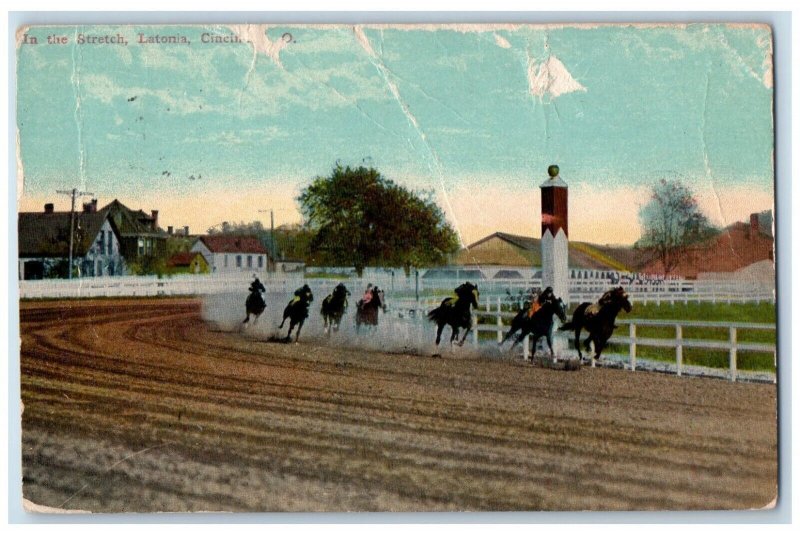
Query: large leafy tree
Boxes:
[
  {"xmin": 635, "ymin": 179, "xmax": 718, "ymax": 275},
  {"xmin": 298, "ymin": 164, "xmax": 460, "ymax": 276}
]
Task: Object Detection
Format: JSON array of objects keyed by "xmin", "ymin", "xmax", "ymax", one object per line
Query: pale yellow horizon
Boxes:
[{"xmin": 17, "ymin": 183, "xmax": 774, "ymax": 248}]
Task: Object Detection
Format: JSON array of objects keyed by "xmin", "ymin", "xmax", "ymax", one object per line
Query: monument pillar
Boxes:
[{"xmin": 540, "ymin": 165, "xmax": 569, "ymax": 305}]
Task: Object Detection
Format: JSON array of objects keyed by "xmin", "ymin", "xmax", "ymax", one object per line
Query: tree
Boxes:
[
  {"xmin": 635, "ymin": 179, "xmax": 718, "ymax": 275},
  {"xmin": 298, "ymin": 164, "xmax": 460, "ymax": 276},
  {"xmin": 206, "ymin": 220, "xmax": 313, "ymax": 261}
]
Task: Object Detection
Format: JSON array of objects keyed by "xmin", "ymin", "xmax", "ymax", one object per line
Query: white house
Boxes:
[
  {"xmin": 18, "ymin": 201, "xmax": 125, "ymax": 279},
  {"xmin": 191, "ymin": 235, "xmax": 271, "ymax": 274}
]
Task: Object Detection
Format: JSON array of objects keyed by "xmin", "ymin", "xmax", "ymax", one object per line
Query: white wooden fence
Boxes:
[
  {"xmin": 18, "ymin": 273, "xmax": 775, "ymax": 305},
  {"xmin": 395, "ymin": 297, "xmax": 776, "ymax": 383}
]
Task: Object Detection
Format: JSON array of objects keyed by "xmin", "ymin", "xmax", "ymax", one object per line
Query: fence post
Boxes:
[
  {"xmin": 496, "ymin": 297, "xmax": 503, "ymax": 344},
  {"xmin": 523, "ymin": 334, "xmax": 530, "ymax": 361},
  {"xmin": 629, "ymin": 323, "xmax": 637, "ymax": 371},
  {"xmin": 472, "ymin": 324, "xmax": 478, "ymax": 347},
  {"xmin": 729, "ymin": 327, "xmax": 737, "ymax": 382},
  {"xmin": 675, "ymin": 324, "xmax": 683, "ymax": 377}
]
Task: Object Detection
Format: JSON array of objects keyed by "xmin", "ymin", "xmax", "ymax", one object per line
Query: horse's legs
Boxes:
[
  {"xmin": 594, "ymin": 337, "xmax": 606, "ymax": 359},
  {"xmin": 450, "ymin": 326, "xmax": 460, "ymax": 345},
  {"xmin": 435, "ymin": 322, "xmax": 445, "ymax": 345},
  {"xmin": 243, "ymin": 310, "xmax": 250, "ymax": 324},
  {"xmin": 573, "ymin": 327, "xmax": 583, "ymax": 359},
  {"xmin": 457, "ymin": 326, "xmax": 471, "ymax": 346},
  {"xmin": 500, "ymin": 326, "xmax": 518, "ymax": 346},
  {"xmin": 545, "ymin": 332, "xmax": 555, "ymax": 357},
  {"xmin": 279, "ymin": 315, "xmax": 287, "ymax": 329},
  {"xmin": 285, "ymin": 320, "xmax": 295, "ymax": 341},
  {"xmin": 295, "ymin": 320, "xmax": 304, "ymax": 342},
  {"xmin": 530, "ymin": 334, "xmax": 542, "ymax": 356}
]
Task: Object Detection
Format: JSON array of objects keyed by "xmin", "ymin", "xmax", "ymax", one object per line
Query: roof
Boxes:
[
  {"xmin": 100, "ymin": 199, "xmax": 166, "ymax": 238},
  {"xmin": 166, "ymin": 251, "xmax": 204, "ymax": 267},
  {"xmin": 198, "ymin": 235, "xmax": 269, "ymax": 254},
  {"xmin": 466, "ymin": 232, "xmax": 540, "ymax": 251},
  {"xmin": 18, "ymin": 211, "xmax": 117, "ymax": 258}
]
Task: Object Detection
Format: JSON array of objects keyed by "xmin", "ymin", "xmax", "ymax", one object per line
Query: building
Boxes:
[
  {"xmin": 640, "ymin": 211, "xmax": 775, "ymax": 278},
  {"xmin": 191, "ymin": 235, "xmax": 271, "ymax": 274},
  {"xmin": 453, "ymin": 231, "xmax": 640, "ymax": 274},
  {"xmin": 102, "ymin": 199, "xmax": 168, "ymax": 262},
  {"xmin": 165, "ymin": 251, "xmax": 210, "ymax": 274},
  {"xmin": 18, "ymin": 201, "xmax": 124, "ymax": 279}
]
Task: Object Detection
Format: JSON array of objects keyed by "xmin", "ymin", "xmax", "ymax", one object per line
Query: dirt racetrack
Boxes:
[{"xmin": 19, "ymin": 298, "xmax": 778, "ymax": 513}]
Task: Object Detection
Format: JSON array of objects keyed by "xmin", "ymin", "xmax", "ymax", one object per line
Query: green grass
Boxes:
[
  {"xmin": 304, "ymin": 272, "xmax": 352, "ymax": 279},
  {"xmin": 477, "ymin": 301, "xmax": 776, "ymax": 372}
]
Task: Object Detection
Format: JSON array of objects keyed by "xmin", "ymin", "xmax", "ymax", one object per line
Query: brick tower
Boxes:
[{"xmin": 540, "ymin": 165, "xmax": 569, "ymax": 303}]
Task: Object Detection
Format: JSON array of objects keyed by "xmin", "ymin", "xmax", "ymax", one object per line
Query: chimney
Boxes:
[
  {"xmin": 151, "ymin": 210, "xmax": 159, "ymax": 229},
  {"xmin": 44, "ymin": 203, "xmax": 54, "ymax": 214},
  {"xmin": 167, "ymin": 225, "xmax": 174, "ymax": 235},
  {"xmin": 750, "ymin": 213, "xmax": 759, "ymax": 235},
  {"xmin": 82, "ymin": 199, "xmax": 98, "ymax": 213},
  {"xmin": 183, "ymin": 225, "xmax": 189, "ymax": 236}
]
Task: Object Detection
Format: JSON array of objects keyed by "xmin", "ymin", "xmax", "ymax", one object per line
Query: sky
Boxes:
[{"xmin": 15, "ymin": 23, "xmax": 774, "ymax": 245}]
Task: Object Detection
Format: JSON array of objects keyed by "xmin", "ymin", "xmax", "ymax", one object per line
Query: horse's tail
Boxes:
[
  {"xmin": 427, "ymin": 305, "xmax": 443, "ymax": 323},
  {"xmin": 559, "ymin": 302, "xmax": 590, "ymax": 331}
]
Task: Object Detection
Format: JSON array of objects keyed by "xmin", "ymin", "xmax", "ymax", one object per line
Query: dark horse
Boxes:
[
  {"xmin": 242, "ymin": 278, "xmax": 267, "ymax": 328},
  {"xmin": 500, "ymin": 287, "xmax": 567, "ymax": 357},
  {"xmin": 278, "ymin": 284, "xmax": 314, "ymax": 342},
  {"xmin": 427, "ymin": 282, "xmax": 480, "ymax": 346},
  {"xmin": 321, "ymin": 283, "xmax": 350, "ymax": 335},
  {"xmin": 558, "ymin": 286, "xmax": 632, "ymax": 360},
  {"xmin": 355, "ymin": 286, "xmax": 386, "ymax": 332}
]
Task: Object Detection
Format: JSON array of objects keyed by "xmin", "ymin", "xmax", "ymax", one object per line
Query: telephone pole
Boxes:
[{"xmin": 56, "ymin": 188, "xmax": 94, "ymax": 279}]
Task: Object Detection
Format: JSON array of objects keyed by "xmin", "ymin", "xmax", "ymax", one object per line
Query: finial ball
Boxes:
[{"xmin": 548, "ymin": 165, "xmax": 560, "ymax": 178}]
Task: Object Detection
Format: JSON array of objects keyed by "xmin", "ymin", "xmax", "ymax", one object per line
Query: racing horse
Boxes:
[
  {"xmin": 278, "ymin": 284, "xmax": 314, "ymax": 342},
  {"xmin": 427, "ymin": 282, "xmax": 480, "ymax": 347},
  {"xmin": 499, "ymin": 287, "xmax": 567, "ymax": 357},
  {"xmin": 242, "ymin": 277, "xmax": 267, "ymax": 328},
  {"xmin": 355, "ymin": 286, "xmax": 386, "ymax": 332},
  {"xmin": 321, "ymin": 283, "xmax": 350, "ymax": 336},
  {"xmin": 558, "ymin": 286, "xmax": 632, "ymax": 360}
]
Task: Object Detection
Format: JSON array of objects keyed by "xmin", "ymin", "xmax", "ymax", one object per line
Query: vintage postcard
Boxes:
[{"xmin": 16, "ymin": 22, "xmax": 777, "ymax": 513}]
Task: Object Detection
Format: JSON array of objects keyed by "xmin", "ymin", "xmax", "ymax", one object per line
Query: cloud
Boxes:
[{"xmin": 527, "ymin": 55, "xmax": 587, "ymax": 99}]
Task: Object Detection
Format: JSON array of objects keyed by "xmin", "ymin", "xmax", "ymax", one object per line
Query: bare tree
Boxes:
[{"xmin": 636, "ymin": 179, "xmax": 717, "ymax": 275}]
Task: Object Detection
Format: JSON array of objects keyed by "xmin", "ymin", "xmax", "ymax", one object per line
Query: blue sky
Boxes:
[{"xmin": 16, "ymin": 23, "xmax": 774, "ymax": 244}]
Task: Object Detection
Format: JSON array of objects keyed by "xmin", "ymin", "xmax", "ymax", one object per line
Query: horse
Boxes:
[
  {"xmin": 558, "ymin": 286, "xmax": 632, "ymax": 360},
  {"xmin": 321, "ymin": 283, "xmax": 350, "ymax": 336},
  {"xmin": 427, "ymin": 282, "xmax": 480, "ymax": 346},
  {"xmin": 278, "ymin": 284, "xmax": 314, "ymax": 342},
  {"xmin": 355, "ymin": 286, "xmax": 386, "ymax": 332},
  {"xmin": 500, "ymin": 291, "xmax": 567, "ymax": 357},
  {"xmin": 242, "ymin": 278, "xmax": 267, "ymax": 328}
]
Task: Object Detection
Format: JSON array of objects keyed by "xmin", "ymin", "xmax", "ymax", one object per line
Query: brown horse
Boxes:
[
  {"xmin": 558, "ymin": 286, "xmax": 632, "ymax": 360},
  {"xmin": 355, "ymin": 286, "xmax": 386, "ymax": 332}
]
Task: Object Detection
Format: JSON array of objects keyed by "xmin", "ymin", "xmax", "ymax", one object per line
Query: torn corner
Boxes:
[
  {"xmin": 23, "ymin": 498, "xmax": 91, "ymax": 514},
  {"xmin": 15, "ymin": 25, "xmax": 31, "ymax": 47}
]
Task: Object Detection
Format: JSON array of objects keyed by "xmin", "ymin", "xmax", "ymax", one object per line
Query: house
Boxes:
[
  {"xmin": 191, "ymin": 235, "xmax": 271, "ymax": 274},
  {"xmin": 18, "ymin": 201, "xmax": 124, "ymax": 279},
  {"xmin": 165, "ymin": 251, "xmax": 210, "ymax": 274},
  {"xmin": 102, "ymin": 199, "xmax": 168, "ymax": 262},
  {"xmin": 640, "ymin": 212, "xmax": 775, "ymax": 278}
]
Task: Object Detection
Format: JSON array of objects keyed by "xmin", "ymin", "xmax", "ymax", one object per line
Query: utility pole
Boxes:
[
  {"xmin": 56, "ymin": 188, "xmax": 94, "ymax": 279},
  {"xmin": 258, "ymin": 209, "xmax": 275, "ymax": 268}
]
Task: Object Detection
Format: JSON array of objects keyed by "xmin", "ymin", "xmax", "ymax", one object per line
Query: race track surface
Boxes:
[{"xmin": 19, "ymin": 298, "xmax": 778, "ymax": 513}]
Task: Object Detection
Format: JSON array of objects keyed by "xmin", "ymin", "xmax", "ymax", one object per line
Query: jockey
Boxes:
[
  {"xmin": 361, "ymin": 283, "xmax": 374, "ymax": 305},
  {"xmin": 527, "ymin": 286, "xmax": 554, "ymax": 318},
  {"xmin": 249, "ymin": 277, "xmax": 264, "ymax": 293}
]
